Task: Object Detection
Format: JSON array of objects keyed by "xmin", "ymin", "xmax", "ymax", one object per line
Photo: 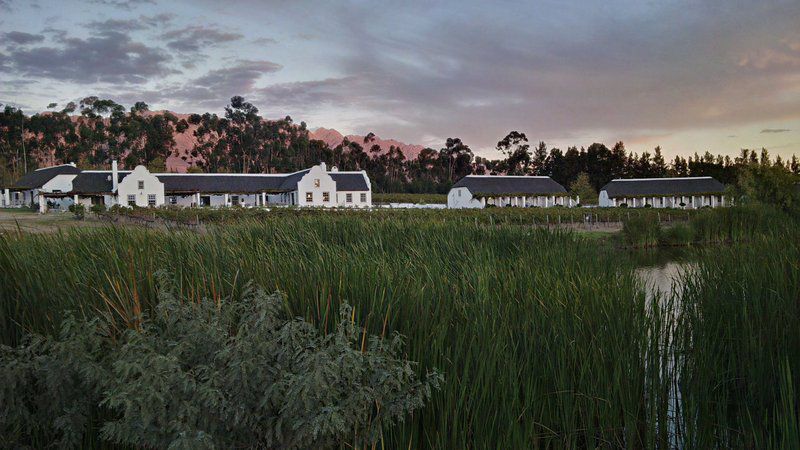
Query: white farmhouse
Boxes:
[
  {"xmin": 448, "ymin": 175, "xmax": 577, "ymax": 209},
  {"xmin": 7, "ymin": 161, "xmax": 372, "ymax": 212},
  {"xmin": 598, "ymin": 177, "xmax": 727, "ymax": 208},
  {"xmin": 2, "ymin": 164, "xmax": 82, "ymax": 211}
]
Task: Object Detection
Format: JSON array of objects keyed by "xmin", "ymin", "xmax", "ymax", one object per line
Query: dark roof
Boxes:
[
  {"xmin": 71, "ymin": 171, "xmax": 130, "ymax": 194},
  {"xmin": 330, "ymin": 173, "xmax": 369, "ymax": 191},
  {"xmin": 600, "ymin": 177, "xmax": 725, "ymax": 198},
  {"xmin": 452, "ymin": 175, "xmax": 567, "ymax": 196},
  {"xmin": 157, "ymin": 170, "xmax": 369, "ymax": 194},
  {"xmin": 157, "ymin": 174, "xmax": 287, "ymax": 194},
  {"xmin": 279, "ymin": 170, "xmax": 310, "ymax": 190},
  {"xmin": 9, "ymin": 165, "xmax": 81, "ymax": 190},
  {"xmin": 18, "ymin": 164, "xmax": 371, "ymax": 195}
]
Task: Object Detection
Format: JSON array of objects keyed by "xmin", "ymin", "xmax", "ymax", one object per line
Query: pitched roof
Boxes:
[
  {"xmin": 9, "ymin": 165, "xmax": 81, "ymax": 190},
  {"xmin": 276, "ymin": 170, "xmax": 370, "ymax": 191},
  {"xmin": 330, "ymin": 172, "xmax": 369, "ymax": 191},
  {"xmin": 71, "ymin": 171, "xmax": 130, "ymax": 194},
  {"xmin": 279, "ymin": 169, "xmax": 310, "ymax": 190},
  {"xmin": 600, "ymin": 177, "xmax": 725, "ymax": 198},
  {"xmin": 156, "ymin": 174, "xmax": 287, "ymax": 194},
  {"xmin": 452, "ymin": 175, "xmax": 567, "ymax": 196},
  {"xmin": 12, "ymin": 163, "xmax": 371, "ymax": 195}
]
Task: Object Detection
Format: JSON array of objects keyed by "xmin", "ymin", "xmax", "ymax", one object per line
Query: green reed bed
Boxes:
[
  {"xmin": 1, "ymin": 215, "xmax": 671, "ymax": 448},
  {"xmin": 674, "ymin": 232, "xmax": 800, "ymax": 449},
  {"xmin": 620, "ymin": 205, "xmax": 792, "ymax": 248},
  {"xmin": 1, "ymin": 208, "xmax": 797, "ymax": 448}
]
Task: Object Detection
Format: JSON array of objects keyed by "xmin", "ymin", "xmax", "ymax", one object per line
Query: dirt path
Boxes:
[{"xmin": 0, "ymin": 210, "xmax": 108, "ymax": 234}]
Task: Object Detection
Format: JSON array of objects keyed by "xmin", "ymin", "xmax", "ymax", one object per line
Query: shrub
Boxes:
[
  {"xmin": 0, "ymin": 274, "xmax": 441, "ymax": 449},
  {"xmin": 619, "ymin": 203, "xmax": 628, "ymax": 208},
  {"xmin": 68, "ymin": 204, "xmax": 85, "ymax": 220},
  {"xmin": 89, "ymin": 204, "xmax": 105, "ymax": 215}
]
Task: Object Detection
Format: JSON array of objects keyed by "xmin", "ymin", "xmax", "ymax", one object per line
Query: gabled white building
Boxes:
[
  {"xmin": 448, "ymin": 175, "xmax": 578, "ymax": 209},
  {"xmin": 7, "ymin": 162, "xmax": 372, "ymax": 212}
]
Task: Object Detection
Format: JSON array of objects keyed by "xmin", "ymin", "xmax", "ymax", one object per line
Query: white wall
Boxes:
[
  {"xmin": 117, "ymin": 166, "xmax": 165, "ymax": 207},
  {"xmin": 601, "ymin": 194, "xmax": 725, "ymax": 209},
  {"xmin": 447, "ymin": 187, "xmax": 483, "ymax": 209},
  {"xmin": 598, "ymin": 190, "xmax": 612, "ymax": 207},
  {"xmin": 2, "ymin": 189, "xmax": 9, "ymax": 207},
  {"xmin": 297, "ymin": 164, "xmax": 338, "ymax": 207},
  {"xmin": 336, "ymin": 190, "xmax": 371, "ymax": 208},
  {"xmin": 41, "ymin": 174, "xmax": 77, "ymax": 195}
]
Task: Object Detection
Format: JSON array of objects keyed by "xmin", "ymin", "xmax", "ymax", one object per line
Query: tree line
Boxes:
[{"xmin": 2, "ymin": 96, "xmax": 798, "ymax": 197}]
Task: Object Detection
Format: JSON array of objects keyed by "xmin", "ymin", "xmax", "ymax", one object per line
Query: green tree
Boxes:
[
  {"xmin": 496, "ymin": 131, "xmax": 530, "ymax": 175},
  {"xmin": 569, "ymin": 172, "xmax": 598, "ymax": 205}
]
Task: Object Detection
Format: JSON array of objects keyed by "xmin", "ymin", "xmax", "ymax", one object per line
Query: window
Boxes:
[
  {"xmin": 322, "ymin": 192, "xmax": 330, "ymax": 202},
  {"xmin": 314, "ymin": 179, "xmax": 321, "ymax": 187},
  {"xmin": 306, "ymin": 192, "xmax": 313, "ymax": 202},
  {"xmin": 127, "ymin": 194, "xmax": 136, "ymax": 206},
  {"xmin": 360, "ymin": 193, "xmax": 367, "ymax": 203},
  {"xmin": 147, "ymin": 194, "xmax": 156, "ymax": 206},
  {"xmin": 346, "ymin": 193, "xmax": 353, "ymax": 203},
  {"xmin": 137, "ymin": 180, "xmax": 144, "ymax": 190},
  {"xmin": 170, "ymin": 196, "xmax": 177, "ymax": 205},
  {"xmin": 231, "ymin": 195, "xmax": 239, "ymax": 206}
]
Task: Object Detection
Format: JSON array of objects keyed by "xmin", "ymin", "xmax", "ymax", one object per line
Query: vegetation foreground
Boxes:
[{"xmin": 0, "ymin": 207, "xmax": 798, "ymax": 448}]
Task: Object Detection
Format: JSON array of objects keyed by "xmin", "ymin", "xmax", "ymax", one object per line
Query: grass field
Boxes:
[{"xmin": 1, "ymin": 206, "xmax": 798, "ymax": 448}]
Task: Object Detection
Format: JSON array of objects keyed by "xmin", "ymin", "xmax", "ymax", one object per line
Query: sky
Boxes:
[{"xmin": 1, "ymin": 0, "xmax": 800, "ymax": 160}]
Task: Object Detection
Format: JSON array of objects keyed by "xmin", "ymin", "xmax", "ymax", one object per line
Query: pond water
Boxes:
[{"xmin": 632, "ymin": 248, "xmax": 698, "ymax": 449}]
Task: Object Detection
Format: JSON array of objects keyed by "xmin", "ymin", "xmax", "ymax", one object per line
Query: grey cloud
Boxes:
[
  {"xmin": 87, "ymin": 0, "xmax": 154, "ymax": 10},
  {"xmin": 761, "ymin": 128, "xmax": 791, "ymax": 133},
  {"xmin": 6, "ymin": 30, "xmax": 173, "ymax": 84},
  {"xmin": 162, "ymin": 25, "xmax": 243, "ymax": 52},
  {"xmin": 3, "ymin": 31, "xmax": 44, "ymax": 45},
  {"xmin": 86, "ymin": 18, "xmax": 147, "ymax": 32},
  {"xmin": 252, "ymin": 37, "xmax": 278, "ymax": 45},
  {"xmin": 259, "ymin": 1, "xmax": 800, "ymax": 151},
  {"xmin": 86, "ymin": 13, "xmax": 175, "ymax": 33},
  {"xmin": 256, "ymin": 77, "xmax": 358, "ymax": 108},
  {"xmin": 116, "ymin": 59, "xmax": 283, "ymax": 109}
]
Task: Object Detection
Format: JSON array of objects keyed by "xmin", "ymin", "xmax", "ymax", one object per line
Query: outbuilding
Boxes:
[
  {"xmin": 447, "ymin": 175, "xmax": 576, "ymax": 209},
  {"xmin": 598, "ymin": 177, "xmax": 727, "ymax": 208}
]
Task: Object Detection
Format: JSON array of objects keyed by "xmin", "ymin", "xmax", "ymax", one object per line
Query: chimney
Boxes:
[
  {"xmin": 112, "ymin": 160, "xmax": 119, "ymax": 192},
  {"xmin": 319, "ymin": 162, "xmax": 327, "ymax": 172},
  {"xmin": 331, "ymin": 165, "xmax": 339, "ymax": 172}
]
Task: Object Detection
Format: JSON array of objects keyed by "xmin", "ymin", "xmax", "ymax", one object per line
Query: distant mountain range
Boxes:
[{"xmin": 309, "ymin": 128, "xmax": 426, "ymax": 161}]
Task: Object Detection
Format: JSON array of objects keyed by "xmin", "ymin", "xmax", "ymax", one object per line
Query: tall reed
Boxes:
[{"xmin": 1, "ymin": 215, "xmax": 666, "ymax": 448}]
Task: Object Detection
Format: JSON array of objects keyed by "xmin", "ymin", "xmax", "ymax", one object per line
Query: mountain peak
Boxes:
[{"xmin": 309, "ymin": 128, "xmax": 425, "ymax": 159}]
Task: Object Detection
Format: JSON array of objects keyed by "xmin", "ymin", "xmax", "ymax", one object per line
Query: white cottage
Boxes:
[
  {"xmin": 3, "ymin": 164, "xmax": 82, "ymax": 210},
  {"xmin": 598, "ymin": 177, "xmax": 727, "ymax": 208},
  {"xmin": 448, "ymin": 175, "xmax": 577, "ymax": 209}
]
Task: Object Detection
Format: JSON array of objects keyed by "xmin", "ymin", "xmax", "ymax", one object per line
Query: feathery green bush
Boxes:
[{"xmin": 0, "ymin": 274, "xmax": 441, "ymax": 449}]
